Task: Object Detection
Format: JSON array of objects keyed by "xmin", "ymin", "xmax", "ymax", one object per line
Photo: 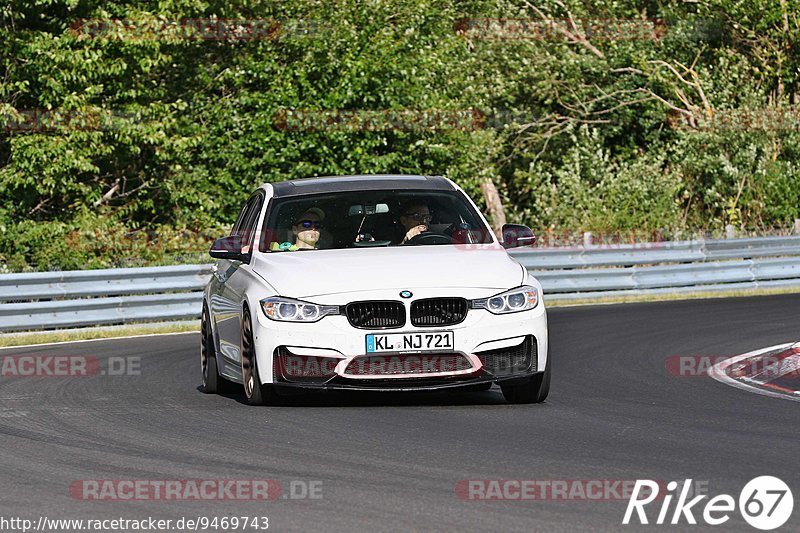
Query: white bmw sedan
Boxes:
[{"xmin": 202, "ymin": 175, "xmax": 549, "ymax": 404}]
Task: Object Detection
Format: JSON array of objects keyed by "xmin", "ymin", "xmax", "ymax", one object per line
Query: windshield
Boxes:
[{"xmin": 258, "ymin": 189, "xmax": 494, "ymax": 252}]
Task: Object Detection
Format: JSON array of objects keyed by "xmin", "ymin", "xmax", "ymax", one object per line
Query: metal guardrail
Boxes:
[
  {"xmin": 511, "ymin": 235, "xmax": 800, "ymax": 269},
  {"xmin": 0, "ymin": 264, "xmax": 213, "ymax": 301},
  {"xmin": 0, "ymin": 293, "xmax": 203, "ymax": 331},
  {"xmin": 1, "ymin": 236, "xmax": 799, "ymax": 332},
  {"xmin": 0, "ymin": 266, "xmax": 211, "ymax": 332}
]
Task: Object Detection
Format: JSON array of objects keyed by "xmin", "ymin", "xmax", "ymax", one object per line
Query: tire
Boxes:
[
  {"xmin": 240, "ymin": 307, "xmax": 277, "ymax": 406},
  {"xmin": 500, "ymin": 361, "xmax": 550, "ymax": 404},
  {"xmin": 201, "ymin": 305, "xmax": 222, "ymax": 394}
]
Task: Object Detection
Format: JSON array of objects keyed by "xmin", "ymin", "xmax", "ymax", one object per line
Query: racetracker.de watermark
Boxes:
[
  {"xmin": 665, "ymin": 354, "xmax": 800, "ymax": 379},
  {"xmin": 271, "ymin": 107, "xmax": 542, "ymax": 132},
  {"xmin": 454, "ymin": 18, "xmax": 666, "ymax": 41},
  {"xmin": 69, "ymin": 479, "xmax": 322, "ymax": 501},
  {"xmin": 455, "ymin": 479, "xmax": 709, "ymax": 501},
  {"xmin": 69, "ymin": 18, "xmax": 334, "ymax": 41},
  {"xmin": 70, "ymin": 18, "xmax": 281, "ymax": 41},
  {"xmin": 0, "ymin": 355, "xmax": 140, "ymax": 377},
  {"xmin": 0, "ymin": 108, "xmax": 132, "ymax": 133},
  {"xmin": 667, "ymin": 108, "xmax": 800, "ymax": 132},
  {"xmin": 536, "ymin": 229, "xmax": 669, "ymax": 248}
]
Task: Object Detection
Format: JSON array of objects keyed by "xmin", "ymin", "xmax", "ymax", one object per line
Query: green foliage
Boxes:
[
  {"xmin": 1, "ymin": 0, "xmax": 800, "ymax": 270},
  {"xmin": 510, "ymin": 126, "xmax": 683, "ymax": 233}
]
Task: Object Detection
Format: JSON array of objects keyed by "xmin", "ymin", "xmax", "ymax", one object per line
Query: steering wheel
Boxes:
[{"xmin": 406, "ymin": 231, "xmax": 454, "ymax": 245}]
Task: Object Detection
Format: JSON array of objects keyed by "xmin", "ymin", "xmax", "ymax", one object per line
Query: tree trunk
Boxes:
[{"xmin": 480, "ymin": 177, "xmax": 506, "ymax": 238}]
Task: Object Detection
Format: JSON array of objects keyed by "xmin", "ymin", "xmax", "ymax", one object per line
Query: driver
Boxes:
[{"xmin": 399, "ymin": 201, "xmax": 433, "ymax": 243}]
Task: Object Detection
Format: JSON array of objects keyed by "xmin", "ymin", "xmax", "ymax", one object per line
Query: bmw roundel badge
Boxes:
[{"xmin": 399, "ymin": 290, "xmax": 413, "ymax": 299}]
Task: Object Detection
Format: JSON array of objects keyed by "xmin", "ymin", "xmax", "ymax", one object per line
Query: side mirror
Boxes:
[
  {"xmin": 502, "ymin": 224, "xmax": 536, "ymax": 249},
  {"xmin": 209, "ymin": 235, "xmax": 249, "ymax": 261}
]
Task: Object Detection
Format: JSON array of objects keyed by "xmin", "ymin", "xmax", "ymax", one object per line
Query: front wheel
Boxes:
[
  {"xmin": 240, "ymin": 308, "xmax": 277, "ymax": 405},
  {"xmin": 500, "ymin": 362, "xmax": 550, "ymax": 404}
]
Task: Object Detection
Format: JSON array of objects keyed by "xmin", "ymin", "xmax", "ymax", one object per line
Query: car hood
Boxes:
[{"xmin": 251, "ymin": 245, "xmax": 525, "ymax": 298}]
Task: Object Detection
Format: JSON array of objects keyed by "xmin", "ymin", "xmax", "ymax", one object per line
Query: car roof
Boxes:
[{"xmin": 265, "ymin": 175, "xmax": 455, "ymax": 197}]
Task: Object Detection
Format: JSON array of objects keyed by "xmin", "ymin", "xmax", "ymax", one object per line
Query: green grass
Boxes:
[{"xmin": 0, "ymin": 322, "xmax": 199, "ymax": 348}]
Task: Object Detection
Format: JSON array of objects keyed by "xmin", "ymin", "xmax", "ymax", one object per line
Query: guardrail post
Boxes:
[
  {"xmin": 794, "ymin": 218, "xmax": 800, "ymax": 235},
  {"xmin": 725, "ymin": 225, "xmax": 736, "ymax": 239},
  {"xmin": 583, "ymin": 231, "xmax": 593, "ymax": 246}
]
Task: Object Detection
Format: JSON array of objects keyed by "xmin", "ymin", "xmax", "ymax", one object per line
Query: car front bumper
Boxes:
[{"xmin": 252, "ymin": 288, "xmax": 548, "ymax": 391}]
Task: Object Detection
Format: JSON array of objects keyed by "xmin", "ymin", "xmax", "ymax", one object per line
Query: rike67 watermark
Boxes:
[{"xmin": 623, "ymin": 476, "xmax": 793, "ymax": 530}]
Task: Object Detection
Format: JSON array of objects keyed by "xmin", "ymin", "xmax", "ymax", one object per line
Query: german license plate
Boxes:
[{"xmin": 366, "ymin": 331, "xmax": 454, "ymax": 353}]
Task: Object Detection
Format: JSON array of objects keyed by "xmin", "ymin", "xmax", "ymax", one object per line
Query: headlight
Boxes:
[
  {"xmin": 471, "ymin": 285, "xmax": 539, "ymax": 314},
  {"xmin": 260, "ymin": 297, "xmax": 341, "ymax": 322}
]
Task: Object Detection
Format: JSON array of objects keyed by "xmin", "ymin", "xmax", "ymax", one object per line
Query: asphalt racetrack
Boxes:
[{"xmin": 1, "ymin": 294, "xmax": 798, "ymax": 532}]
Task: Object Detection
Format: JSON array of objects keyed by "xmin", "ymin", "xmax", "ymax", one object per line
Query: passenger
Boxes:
[
  {"xmin": 292, "ymin": 207, "xmax": 325, "ymax": 249},
  {"xmin": 270, "ymin": 207, "xmax": 325, "ymax": 251}
]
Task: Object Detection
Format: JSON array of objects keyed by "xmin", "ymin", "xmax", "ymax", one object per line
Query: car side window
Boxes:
[
  {"xmin": 231, "ymin": 199, "xmax": 253, "ymax": 237},
  {"xmin": 240, "ymin": 194, "xmax": 264, "ymax": 250}
]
